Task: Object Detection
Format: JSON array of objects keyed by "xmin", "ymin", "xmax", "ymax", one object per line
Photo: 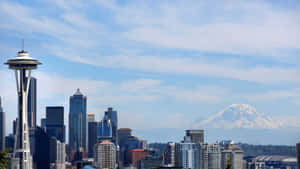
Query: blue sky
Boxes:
[{"xmin": 0, "ymin": 0, "xmax": 300, "ymax": 145}]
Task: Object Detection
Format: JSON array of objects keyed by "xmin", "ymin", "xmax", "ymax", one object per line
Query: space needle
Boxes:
[{"xmin": 5, "ymin": 45, "xmax": 41, "ymax": 169}]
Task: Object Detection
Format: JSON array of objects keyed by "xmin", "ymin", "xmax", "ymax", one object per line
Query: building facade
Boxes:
[
  {"xmin": 88, "ymin": 121, "xmax": 99, "ymax": 158},
  {"xmin": 26, "ymin": 77, "xmax": 37, "ymax": 129},
  {"xmin": 104, "ymin": 108, "xmax": 118, "ymax": 145},
  {"xmin": 49, "ymin": 137, "xmax": 66, "ymax": 169},
  {"xmin": 94, "ymin": 141, "xmax": 117, "ymax": 169},
  {"xmin": 69, "ymin": 88, "xmax": 88, "ymax": 152},
  {"xmin": 138, "ymin": 155, "xmax": 163, "ymax": 169},
  {"xmin": 221, "ymin": 144, "xmax": 243, "ymax": 169},
  {"xmin": 175, "ymin": 142, "xmax": 200, "ymax": 169},
  {"xmin": 185, "ymin": 130, "xmax": 204, "ymax": 143},
  {"xmin": 163, "ymin": 142, "xmax": 176, "ymax": 167},
  {"xmin": 128, "ymin": 149, "xmax": 148, "ymax": 167},
  {"xmin": 200, "ymin": 143, "xmax": 221, "ymax": 169},
  {"xmin": 46, "ymin": 106, "xmax": 65, "ymax": 142},
  {"xmin": 0, "ymin": 97, "xmax": 5, "ymax": 151}
]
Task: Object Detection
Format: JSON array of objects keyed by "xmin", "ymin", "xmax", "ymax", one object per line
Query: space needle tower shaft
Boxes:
[{"xmin": 5, "ymin": 47, "xmax": 41, "ymax": 169}]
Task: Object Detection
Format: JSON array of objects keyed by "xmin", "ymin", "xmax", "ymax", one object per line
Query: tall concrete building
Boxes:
[
  {"xmin": 297, "ymin": 143, "xmax": 300, "ymax": 169},
  {"xmin": 5, "ymin": 48, "xmax": 41, "ymax": 169},
  {"xmin": 200, "ymin": 143, "xmax": 221, "ymax": 169},
  {"xmin": 25, "ymin": 77, "xmax": 37, "ymax": 129},
  {"xmin": 175, "ymin": 142, "xmax": 200, "ymax": 169},
  {"xmin": 186, "ymin": 130, "xmax": 204, "ymax": 143},
  {"xmin": 163, "ymin": 142, "xmax": 175, "ymax": 167},
  {"xmin": 0, "ymin": 97, "xmax": 5, "ymax": 151},
  {"xmin": 94, "ymin": 141, "xmax": 117, "ymax": 169},
  {"xmin": 221, "ymin": 143, "xmax": 243, "ymax": 169},
  {"xmin": 46, "ymin": 106, "xmax": 65, "ymax": 142},
  {"xmin": 69, "ymin": 88, "xmax": 88, "ymax": 152}
]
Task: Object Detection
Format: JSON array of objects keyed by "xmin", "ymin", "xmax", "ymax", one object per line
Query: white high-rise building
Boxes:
[{"xmin": 94, "ymin": 141, "xmax": 117, "ymax": 169}]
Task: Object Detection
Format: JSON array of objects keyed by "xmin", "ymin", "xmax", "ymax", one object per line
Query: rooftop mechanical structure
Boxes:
[{"xmin": 5, "ymin": 48, "xmax": 41, "ymax": 169}]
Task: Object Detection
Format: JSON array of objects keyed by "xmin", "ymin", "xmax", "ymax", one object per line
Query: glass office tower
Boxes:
[{"xmin": 69, "ymin": 89, "xmax": 88, "ymax": 152}]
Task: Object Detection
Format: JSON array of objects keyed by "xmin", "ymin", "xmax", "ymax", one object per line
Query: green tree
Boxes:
[
  {"xmin": 0, "ymin": 149, "xmax": 9, "ymax": 169},
  {"xmin": 226, "ymin": 159, "xmax": 232, "ymax": 169}
]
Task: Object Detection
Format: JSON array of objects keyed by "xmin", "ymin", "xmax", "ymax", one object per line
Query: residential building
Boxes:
[
  {"xmin": 69, "ymin": 88, "xmax": 88, "ymax": 152},
  {"xmin": 94, "ymin": 141, "xmax": 117, "ymax": 169},
  {"xmin": 200, "ymin": 143, "xmax": 221, "ymax": 169},
  {"xmin": 175, "ymin": 142, "xmax": 200, "ymax": 169},
  {"xmin": 221, "ymin": 143, "xmax": 243, "ymax": 169},
  {"xmin": 46, "ymin": 106, "xmax": 66, "ymax": 142}
]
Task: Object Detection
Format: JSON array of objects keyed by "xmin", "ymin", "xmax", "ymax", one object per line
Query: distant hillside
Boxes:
[
  {"xmin": 238, "ymin": 143, "xmax": 296, "ymax": 157},
  {"xmin": 149, "ymin": 143, "xmax": 297, "ymax": 157}
]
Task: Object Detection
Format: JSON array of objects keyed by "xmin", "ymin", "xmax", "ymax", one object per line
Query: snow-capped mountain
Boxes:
[{"xmin": 198, "ymin": 104, "xmax": 279, "ymax": 129}]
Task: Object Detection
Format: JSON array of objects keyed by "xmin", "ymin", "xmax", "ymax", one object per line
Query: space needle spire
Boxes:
[{"xmin": 4, "ymin": 44, "xmax": 41, "ymax": 169}]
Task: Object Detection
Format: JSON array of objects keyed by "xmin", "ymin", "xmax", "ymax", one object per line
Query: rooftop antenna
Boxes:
[{"xmin": 22, "ymin": 39, "xmax": 24, "ymax": 52}]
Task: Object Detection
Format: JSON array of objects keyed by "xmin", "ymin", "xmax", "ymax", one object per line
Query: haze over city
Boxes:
[{"xmin": 0, "ymin": 0, "xmax": 300, "ymax": 146}]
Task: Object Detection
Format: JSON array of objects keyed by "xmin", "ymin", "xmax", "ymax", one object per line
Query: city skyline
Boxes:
[{"xmin": 0, "ymin": 0, "xmax": 300, "ymax": 145}]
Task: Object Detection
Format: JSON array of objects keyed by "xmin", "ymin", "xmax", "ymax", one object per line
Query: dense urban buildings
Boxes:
[
  {"xmin": 49, "ymin": 137, "xmax": 66, "ymax": 169},
  {"xmin": 69, "ymin": 88, "xmax": 88, "ymax": 152},
  {"xmin": 25, "ymin": 77, "xmax": 37, "ymax": 129},
  {"xmin": 94, "ymin": 141, "xmax": 117, "ymax": 169},
  {"xmin": 46, "ymin": 106, "xmax": 66, "ymax": 142},
  {"xmin": 0, "ymin": 97, "xmax": 5, "ymax": 151},
  {"xmin": 128, "ymin": 149, "xmax": 148, "ymax": 167}
]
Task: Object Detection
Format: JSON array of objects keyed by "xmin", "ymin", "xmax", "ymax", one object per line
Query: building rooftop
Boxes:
[
  {"xmin": 130, "ymin": 149, "xmax": 147, "ymax": 152},
  {"xmin": 98, "ymin": 141, "xmax": 113, "ymax": 145}
]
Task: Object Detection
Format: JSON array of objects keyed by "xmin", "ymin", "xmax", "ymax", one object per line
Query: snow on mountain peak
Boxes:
[{"xmin": 198, "ymin": 104, "xmax": 279, "ymax": 129}]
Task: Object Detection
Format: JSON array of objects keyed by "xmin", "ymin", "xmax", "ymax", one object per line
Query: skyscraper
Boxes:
[
  {"xmin": 88, "ymin": 121, "xmax": 99, "ymax": 158},
  {"xmin": 185, "ymin": 130, "xmax": 204, "ymax": 143},
  {"xmin": 69, "ymin": 88, "xmax": 88, "ymax": 152},
  {"xmin": 94, "ymin": 141, "xmax": 117, "ymax": 169},
  {"xmin": 0, "ymin": 97, "xmax": 5, "ymax": 151},
  {"xmin": 49, "ymin": 137, "xmax": 66, "ymax": 169},
  {"xmin": 25, "ymin": 77, "xmax": 37, "ymax": 129},
  {"xmin": 46, "ymin": 106, "xmax": 66, "ymax": 142},
  {"xmin": 104, "ymin": 108, "xmax": 118, "ymax": 145},
  {"xmin": 99, "ymin": 114, "xmax": 112, "ymax": 138},
  {"xmin": 175, "ymin": 142, "xmax": 200, "ymax": 169}
]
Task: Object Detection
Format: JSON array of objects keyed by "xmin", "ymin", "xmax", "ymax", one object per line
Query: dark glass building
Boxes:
[
  {"xmin": 69, "ymin": 89, "xmax": 88, "ymax": 152},
  {"xmin": 46, "ymin": 106, "xmax": 65, "ymax": 142},
  {"xmin": 0, "ymin": 97, "xmax": 5, "ymax": 151},
  {"xmin": 88, "ymin": 121, "xmax": 99, "ymax": 158},
  {"xmin": 186, "ymin": 130, "xmax": 204, "ymax": 143},
  {"xmin": 104, "ymin": 107, "xmax": 118, "ymax": 145},
  {"xmin": 26, "ymin": 77, "xmax": 37, "ymax": 129},
  {"xmin": 34, "ymin": 127, "xmax": 50, "ymax": 169}
]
